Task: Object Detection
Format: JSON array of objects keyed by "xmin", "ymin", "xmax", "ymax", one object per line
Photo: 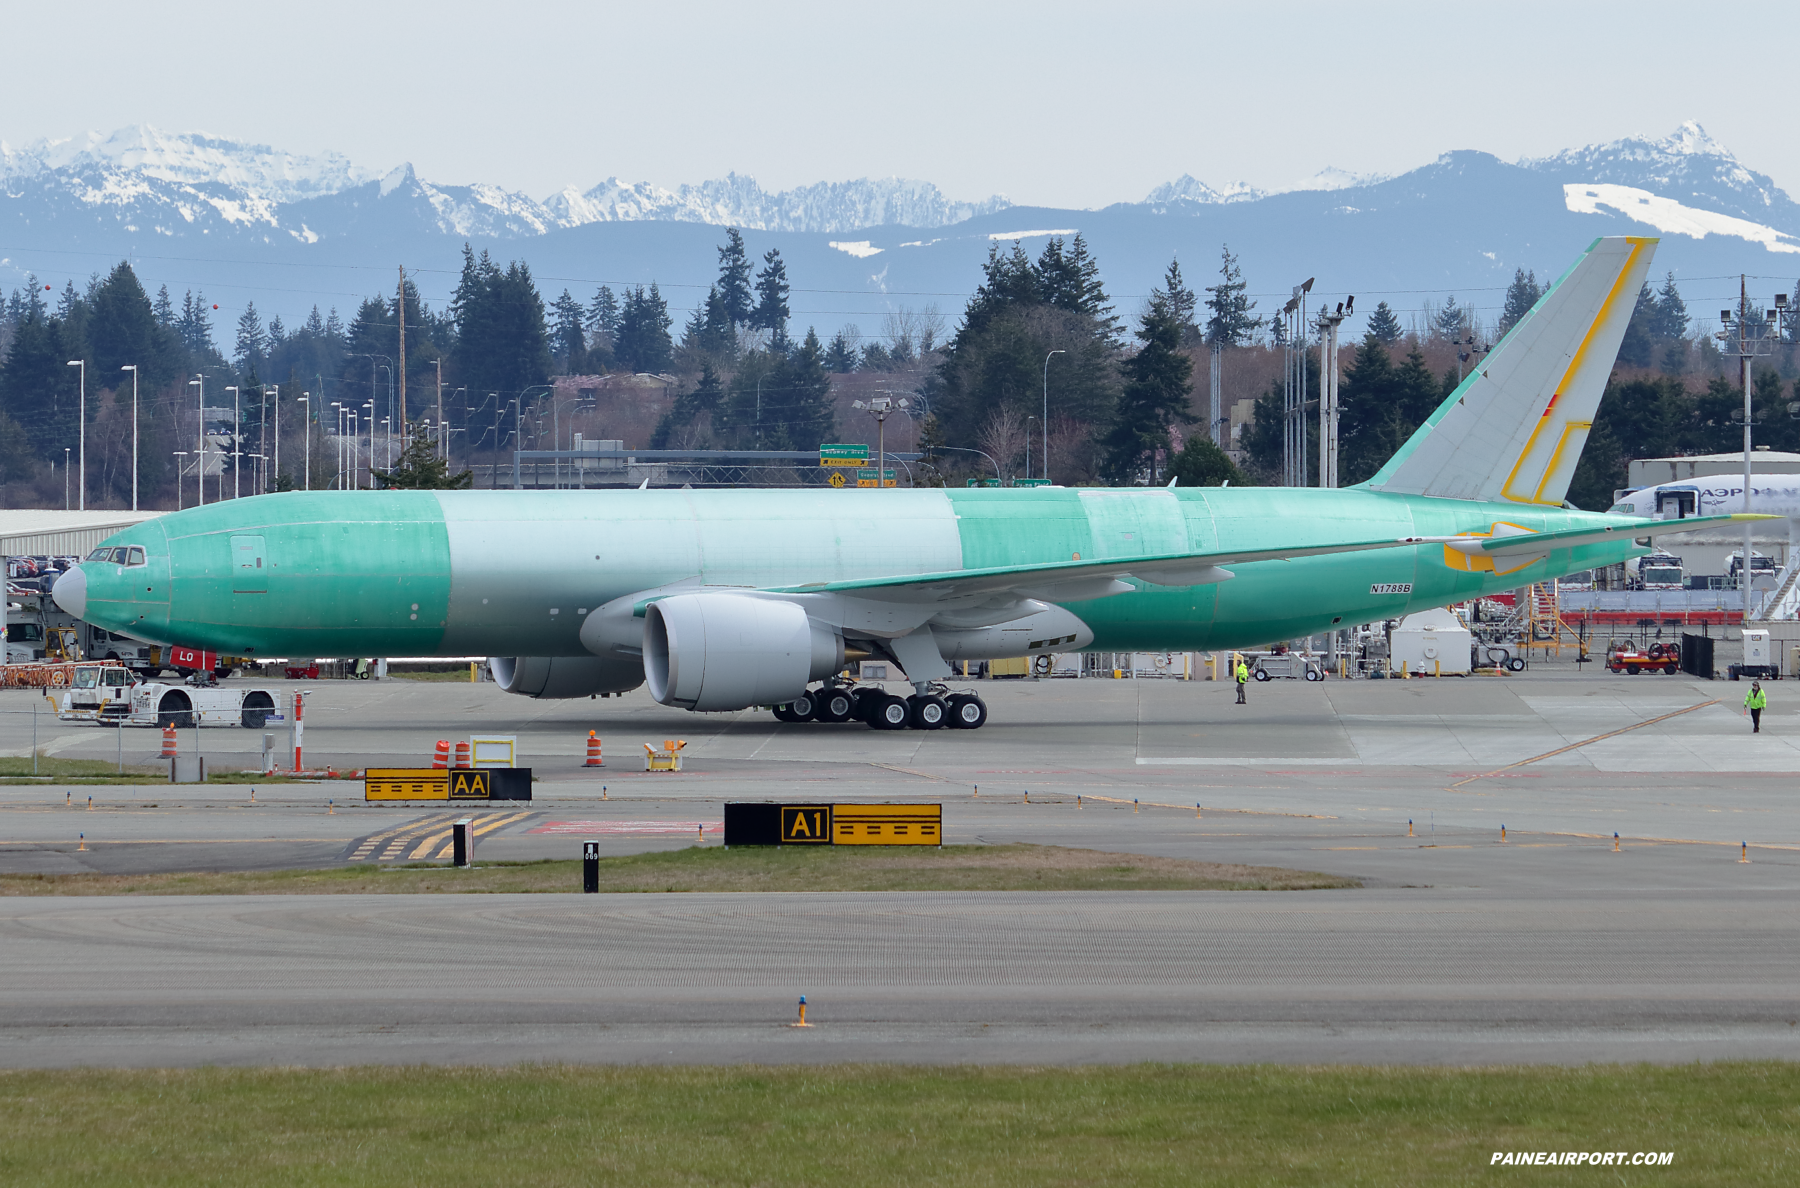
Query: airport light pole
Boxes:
[
  {"xmin": 120, "ymin": 365, "xmax": 138, "ymax": 511},
  {"xmin": 1316, "ymin": 296, "xmax": 1352, "ymax": 489},
  {"xmin": 297, "ymin": 395, "xmax": 310, "ymax": 490},
  {"xmin": 65, "ymin": 359, "xmax": 84, "ymax": 510},
  {"xmin": 266, "ymin": 382, "xmax": 281, "ymax": 489},
  {"xmin": 1025, "ymin": 416, "xmax": 1038, "ymax": 480},
  {"xmin": 433, "ymin": 360, "xmax": 445, "ymax": 460},
  {"xmin": 1042, "ymin": 350, "xmax": 1063, "ymax": 483},
  {"xmin": 1718, "ymin": 278, "xmax": 1791, "ymax": 603},
  {"xmin": 362, "ymin": 401, "xmax": 375, "ymax": 488},
  {"xmin": 330, "ymin": 403, "xmax": 343, "ymax": 489},
  {"xmin": 225, "ymin": 386, "xmax": 240, "ymax": 499},
  {"xmin": 852, "ymin": 394, "xmax": 909, "ymax": 488},
  {"xmin": 188, "ymin": 375, "xmax": 207, "ymax": 506}
]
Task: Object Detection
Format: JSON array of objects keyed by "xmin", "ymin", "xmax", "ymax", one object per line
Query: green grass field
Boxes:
[
  {"xmin": 0, "ymin": 1063, "xmax": 1789, "ymax": 1186},
  {"xmin": 0, "ymin": 757, "xmax": 331, "ymax": 786},
  {"xmin": 0, "ymin": 843, "xmax": 1358, "ymax": 896}
]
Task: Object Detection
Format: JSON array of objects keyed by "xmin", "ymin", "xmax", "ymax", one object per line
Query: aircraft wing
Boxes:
[
  {"xmin": 763, "ymin": 535, "xmax": 1445, "ymax": 604},
  {"xmin": 1446, "ymin": 513, "xmax": 1774, "ymax": 558}
]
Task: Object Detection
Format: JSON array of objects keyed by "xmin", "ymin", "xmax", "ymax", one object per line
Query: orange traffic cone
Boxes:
[
  {"xmin": 585, "ymin": 730, "xmax": 603, "ymax": 768},
  {"xmin": 160, "ymin": 723, "xmax": 177, "ymax": 759},
  {"xmin": 432, "ymin": 739, "xmax": 450, "ymax": 770},
  {"xmin": 454, "ymin": 740, "xmax": 471, "ymax": 769}
]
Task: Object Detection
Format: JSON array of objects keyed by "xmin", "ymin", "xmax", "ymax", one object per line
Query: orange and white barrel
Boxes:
[
  {"xmin": 160, "ymin": 724, "xmax": 177, "ymax": 759},
  {"xmin": 432, "ymin": 739, "xmax": 450, "ymax": 770},
  {"xmin": 584, "ymin": 730, "xmax": 603, "ymax": 768},
  {"xmin": 454, "ymin": 740, "xmax": 471, "ymax": 769}
]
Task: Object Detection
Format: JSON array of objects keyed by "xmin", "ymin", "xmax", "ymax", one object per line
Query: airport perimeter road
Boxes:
[{"xmin": 3, "ymin": 887, "xmax": 1799, "ymax": 1067}]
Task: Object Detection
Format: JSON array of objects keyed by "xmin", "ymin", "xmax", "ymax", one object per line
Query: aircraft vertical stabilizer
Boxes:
[{"xmin": 1359, "ymin": 235, "xmax": 1656, "ymax": 505}]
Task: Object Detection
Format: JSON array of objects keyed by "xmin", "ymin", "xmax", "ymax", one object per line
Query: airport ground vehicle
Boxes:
[
  {"xmin": 1606, "ymin": 643, "xmax": 1681, "ymax": 675},
  {"xmin": 1727, "ymin": 628, "xmax": 1782, "ymax": 681},
  {"xmin": 50, "ymin": 664, "xmax": 281, "ymax": 728},
  {"xmin": 1251, "ymin": 651, "xmax": 1325, "ymax": 681}
]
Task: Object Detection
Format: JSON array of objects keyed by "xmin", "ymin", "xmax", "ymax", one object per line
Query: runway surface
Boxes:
[
  {"xmin": 3, "ymin": 667, "xmax": 1799, "ymax": 1065},
  {"xmin": 6, "ymin": 887, "xmax": 1799, "ymax": 1067}
]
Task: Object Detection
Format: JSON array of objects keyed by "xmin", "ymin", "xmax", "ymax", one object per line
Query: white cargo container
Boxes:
[{"xmin": 1389, "ymin": 609, "xmax": 1473, "ymax": 676}]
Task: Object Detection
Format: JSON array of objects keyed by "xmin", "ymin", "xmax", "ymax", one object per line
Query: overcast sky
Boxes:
[{"xmin": 8, "ymin": 1, "xmax": 1800, "ymax": 207}]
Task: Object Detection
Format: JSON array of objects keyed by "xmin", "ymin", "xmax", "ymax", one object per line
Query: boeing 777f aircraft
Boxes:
[{"xmin": 55, "ymin": 236, "xmax": 1763, "ymax": 729}]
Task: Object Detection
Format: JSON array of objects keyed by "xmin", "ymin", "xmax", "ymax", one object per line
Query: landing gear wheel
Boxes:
[
  {"xmin": 907, "ymin": 694, "xmax": 948, "ymax": 730},
  {"xmin": 817, "ymin": 689, "xmax": 855, "ymax": 723},
  {"xmin": 789, "ymin": 691, "xmax": 819, "ymax": 720},
  {"xmin": 849, "ymin": 688, "xmax": 880, "ymax": 723},
  {"xmin": 946, "ymin": 694, "xmax": 988, "ymax": 729},
  {"xmin": 870, "ymin": 695, "xmax": 910, "ymax": 730},
  {"xmin": 773, "ymin": 702, "xmax": 804, "ymax": 723}
]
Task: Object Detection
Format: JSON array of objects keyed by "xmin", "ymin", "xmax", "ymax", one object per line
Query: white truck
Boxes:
[{"xmin": 50, "ymin": 663, "xmax": 281, "ymax": 728}]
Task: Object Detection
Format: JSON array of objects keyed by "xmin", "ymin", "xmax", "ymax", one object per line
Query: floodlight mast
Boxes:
[
  {"xmin": 1717, "ymin": 274, "xmax": 1793, "ymax": 605},
  {"xmin": 1316, "ymin": 296, "xmax": 1353, "ymax": 489}
]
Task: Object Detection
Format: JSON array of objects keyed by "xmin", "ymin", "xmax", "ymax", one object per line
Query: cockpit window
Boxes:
[
  {"xmin": 1608, "ymin": 502, "xmax": 1632, "ymax": 514},
  {"xmin": 87, "ymin": 547, "xmax": 117, "ymax": 562},
  {"xmin": 124, "ymin": 547, "xmax": 145, "ymax": 566}
]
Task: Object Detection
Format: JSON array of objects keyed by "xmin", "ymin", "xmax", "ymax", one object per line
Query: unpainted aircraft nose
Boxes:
[{"xmin": 52, "ymin": 566, "xmax": 87, "ymax": 620}]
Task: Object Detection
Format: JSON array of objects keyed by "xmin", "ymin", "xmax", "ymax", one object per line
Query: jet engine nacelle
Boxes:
[
  {"xmin": 644, "ymin": 593, "xmax": 843, "ymax": 711},
  {"xmin": 489, "ymin": 655, "xmax": 645, "ymax": 699}
]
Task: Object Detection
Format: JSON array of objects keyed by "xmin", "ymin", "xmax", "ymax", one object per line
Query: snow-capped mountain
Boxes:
[{"xmin": 3, "ymin": 121, "xmax": 1798, "ymax": 345}]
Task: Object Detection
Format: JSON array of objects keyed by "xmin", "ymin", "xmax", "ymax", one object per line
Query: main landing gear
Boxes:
[{"xmin": 772, "ymin": 682, "xmax": 988, "ymax": 730}]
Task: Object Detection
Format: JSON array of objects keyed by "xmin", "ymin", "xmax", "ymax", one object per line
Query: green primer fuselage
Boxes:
[{"xmin": 75, "ymin": 487, "xmax": 1640, "ymax": 659}]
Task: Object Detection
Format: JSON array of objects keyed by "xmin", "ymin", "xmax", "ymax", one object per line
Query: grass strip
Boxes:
[
  {"xmin": 0, "ymin": 1062, "xmax": 1788, "ymax": 1186},
  {"xmin": 0, "ymin": 756, "xmax": 315, "ymax": 786},
  {"xmin": 0, "ymin": 843, "xmax": 1358, "ymax": 896}
]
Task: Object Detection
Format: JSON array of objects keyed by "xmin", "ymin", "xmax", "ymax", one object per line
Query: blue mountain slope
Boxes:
[{"xmin": 3, "ymin": 123, "xmax": 1796, "ymax": 337}]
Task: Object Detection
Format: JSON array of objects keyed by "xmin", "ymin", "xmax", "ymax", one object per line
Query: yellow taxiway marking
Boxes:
[
  {"xmin": 1446, "ymin": 699, "xmax": 1721, "ymax": 790},
  {"xmin": 425, "ymin": 811, "xmax": 536, "ymax": 860}
]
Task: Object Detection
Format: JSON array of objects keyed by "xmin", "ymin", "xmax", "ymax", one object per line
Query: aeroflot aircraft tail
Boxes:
[{"xmin": 1360, "ymin": 235, "xmax": 1657, "ymax": 505}]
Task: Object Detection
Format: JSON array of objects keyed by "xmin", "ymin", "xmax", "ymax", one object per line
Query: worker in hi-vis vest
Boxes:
[
  {"xmin": 1235, "ymin": 656, "xmax": 1250, "ymax": 705},
  {"xmin": 1745, "ymin": 680, "xmax": 1766, "ymax": 733}
]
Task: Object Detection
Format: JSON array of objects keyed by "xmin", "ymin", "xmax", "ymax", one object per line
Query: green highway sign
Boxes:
[
  {"xmin": 856, "ymin": 468, "xmax": 897, "ymax": 488},
  {"xmin": 819, "ymin": 443, "xmax": 870, "ymax": 467},
  {"xmin": 1013, "ymin": 478, "xmax": 1052, "ymax": 487}
]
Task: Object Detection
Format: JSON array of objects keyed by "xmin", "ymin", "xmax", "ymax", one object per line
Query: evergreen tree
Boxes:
[
  {"xmin": 550, "ymin": 289, "xmax": 587, "ymax": 372},
  {"xmin": 1100, "ymin": 296, "xmax": 1196, "ymax": 482},
  {"xmin": 1363, "ymin": 300, "xmax": 1403, "ymax": 345},
  {"xmin": 1654, "ymin": 272, "xmax": 1690, "ymax": 341},
  {"xmin": 586, "ymin": 286, "xmax": 620, "ymax": 345},
  {"xmin": 1203, "ymin": 245, "xmax": 1260, "ymax": 347},
  {"xmin": 450, "ymin": 246, "xmax": 551, "ymax": 399},
  {"xmin": 1431, "ymin": 295, "xmax": 1467, "ymax": 341},
  {"xmin": 87, "ymin": 262, "xmax": 171, "ymax": 384},
  {"xmin": 153, "ymin": 285, "xmax": 176, "ymax": 327},
  {"xmin": 234, "ymin": 301, "xmax": 268, "ymax": 372},
  {"xmin": 1168, "ymin": 435, "xmax": 1245, "ymax": 486},
  {"xmin": 613, "ymin": 285, "xmax": 674, "ymax": 374},
  {"xmin": 824, "ymin": 328, "xmax": 859, "ymax": 373},
  {"xmin": 373, "ymin": 421, "xmax": 473, "ymax": 489},
  {"xmin": 650, "ymin": 362, "xmax": 726, "ymax": 448},
  {"xmin": 750, "ymin": 249, "xmax": 791, "ymax": 348},
  {"xmin": 1498, "ymin": 269, "xmax": 1541, "ymax": 337},
  {"xmin": 716, "ymin": 229, "xmax": 754, "ymax": 326},
  {"xmin": 778, "ymin": 328, "xmax": 835, "ymax": 448},
  {"xmin": 177, "ymin": 291, "xmax": 217, "ymax": 357},
  {"xmin": 1157, "ymin": 257, "xmax": 1199, "ymax": 346},
  {"xmin": 1618, "ymin": 283, "xmax": 1658, "ymax": 367}
]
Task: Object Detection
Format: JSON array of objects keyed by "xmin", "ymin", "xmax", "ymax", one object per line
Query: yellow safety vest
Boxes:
[
  {"xmin": 1746, "ymin": 688, "xmax": 1767, "ymax": 710},
  {"xmin": 1235, "ymin": 663, "xmax": 1249, "ymax": 684}
]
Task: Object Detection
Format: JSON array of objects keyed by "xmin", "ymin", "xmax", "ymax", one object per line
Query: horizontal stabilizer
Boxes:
[{"xmin": 1445, "ymin": 513, "xmax": 1774, "ymax": 557}]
